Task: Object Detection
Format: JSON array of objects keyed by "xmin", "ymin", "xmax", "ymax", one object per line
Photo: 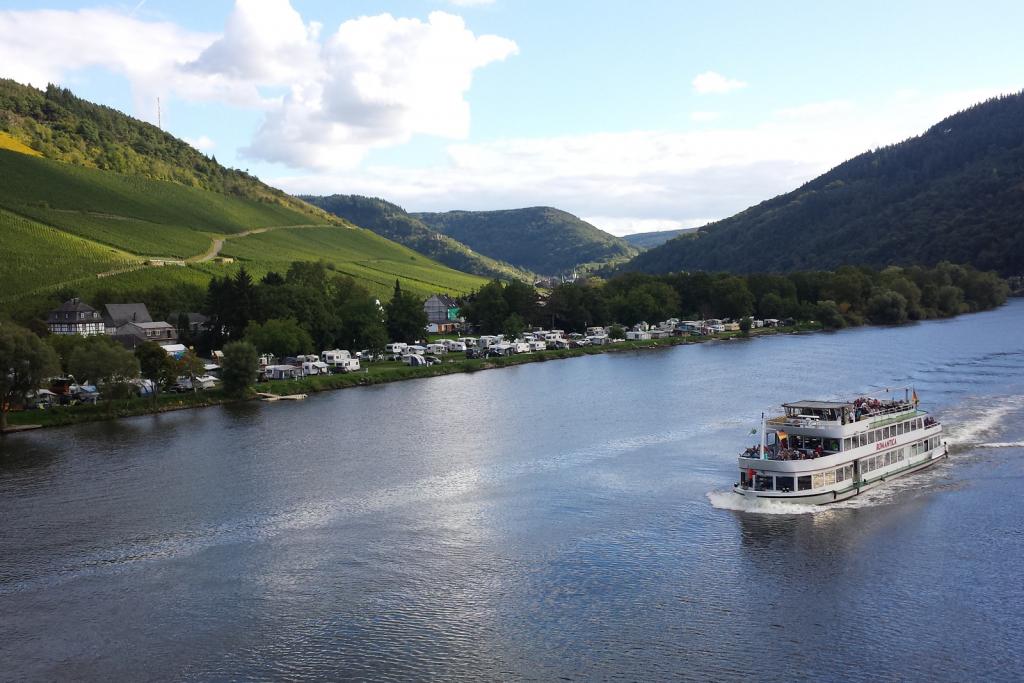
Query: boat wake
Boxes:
[
  {"xmin": 706, "ymin": 489, "xmax": 822, "ymax": 515},
  {"xmin": 943, "ymin": 395, "xmax": 1024, "ymax": 448}
]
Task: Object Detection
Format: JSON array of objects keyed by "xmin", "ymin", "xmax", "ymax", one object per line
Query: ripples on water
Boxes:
[{"xmin": 2, "ymin": 302, "xmax": 1024, "ymax": 680}]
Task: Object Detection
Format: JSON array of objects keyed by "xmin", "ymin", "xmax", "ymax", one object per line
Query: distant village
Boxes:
[{"xmin": 33, "ymin": 292, "xmax": 780, "ymax": 407}]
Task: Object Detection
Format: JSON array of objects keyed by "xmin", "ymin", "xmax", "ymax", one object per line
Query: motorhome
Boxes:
[
  {"xmin": 322, "ymin": 350, "xmax": 361, "ymax": 373},
  {"xmin": 528, "ymin": 340, "xmax": 547, "ymax": 352},
  {"xmin": 426, "ymin": 343, "xmax": 447, "ymax": 355},
  {"xmin": 385, "ymin": 342, "xmax": 408, "ymax": 355},
  {"xmin": 301, "ymin": 360, "xmax": 330, "ymax": 376},
  {"xmin": 477, "ymin": 335, "xmax": 501, "ymax": 349},
  {"xmin": 264, "ymin": 364, "xmax": 302, "ymax": 380}
]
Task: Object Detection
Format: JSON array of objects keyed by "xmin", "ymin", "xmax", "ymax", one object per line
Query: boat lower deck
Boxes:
[{"xmin": 733, "ymin": 447, "xmax": 947, "ymax": 505}]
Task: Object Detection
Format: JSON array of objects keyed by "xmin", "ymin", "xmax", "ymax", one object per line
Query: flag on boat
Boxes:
[
  {"xmin": 777, "ymin": 430, "xmax": 788, "ymax": 442},
  {"xmin": 749, "ymin": 427, "xmax": 757, "ymax": 435},
  {"xmin": 912, "ymin": 389, "xmax": 919, "ymax": 407}
]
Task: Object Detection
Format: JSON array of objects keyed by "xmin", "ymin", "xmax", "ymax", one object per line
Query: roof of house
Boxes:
[
  {"xmin": 130, "ymin": 321, "xmax": 174, "ymax": 330},
  {"xmin": 52, "ymin": 298, "xmax": 97, "ymax": 313},
  {"xmin": 47, "ymin": 298, "xmax": 101, "ymax": 323},
  {"xmin": 103, "ymin": 303, "xmax": 152, "ymax": 326},
  {"xmin": 425, "ymin": 294, "xmax": 458, "ymax": 307}
]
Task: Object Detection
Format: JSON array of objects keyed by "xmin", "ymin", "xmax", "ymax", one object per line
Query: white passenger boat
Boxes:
[{"xmin": 734, "ymin": 391, "xmax": 947, "ymax": 505}]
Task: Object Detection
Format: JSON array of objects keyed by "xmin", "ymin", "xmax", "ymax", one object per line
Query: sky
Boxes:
[{"xmin": 1, "ymin": 0, "xmax": 1022, "ymax": 236}]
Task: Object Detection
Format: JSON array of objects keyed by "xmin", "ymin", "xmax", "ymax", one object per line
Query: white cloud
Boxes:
[
  {"xmin": 0, "ymin": 2, "xmax": 516, "ymax": 169},
  {"xmin": 243, "ymin": 11, "xmax": 518, "ymax": 168},
  {"xmin": 692, "ymin": 70, "xmax": 747, "ymax": 94},
  {"xmin": 184, "ymin": 135, "xmax": 216, "ymax": 152},
  {"xmin": 689, "ymin": 111, "xmax": 720, "ymax": 122},
  {"xmin": 272, "ymin": 87, "xmax": 1018, "ymax": 234},
  {"xmin": 0, "ymin": 8, "xmax": 217, "ymax": 112}
]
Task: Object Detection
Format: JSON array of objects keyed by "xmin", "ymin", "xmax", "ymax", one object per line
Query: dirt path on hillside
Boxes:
[{"xmin": 188, "ymin": 224, "xmax": 329, "ymax": 263}]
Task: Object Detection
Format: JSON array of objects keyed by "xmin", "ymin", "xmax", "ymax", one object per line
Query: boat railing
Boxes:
[
  {"xmin": 740, "ymin": 447, "xmax": 838, "ymax": 461},
  {"xmin": 769, "ymin": 401, "xmax": 918, "ymax": 430},
  {"xmin": 767, "ymin": 416, "xmax": 833, "ymax": 430}
]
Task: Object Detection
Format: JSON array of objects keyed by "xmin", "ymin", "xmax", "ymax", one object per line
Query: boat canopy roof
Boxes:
[{"xmin": 783, "ymin": 400, "xmax": 851, "ymax": 410}]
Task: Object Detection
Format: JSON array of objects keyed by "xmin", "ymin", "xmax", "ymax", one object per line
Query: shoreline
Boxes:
[
  {"xmin": 4, "ymin": 329, "xmax": 790, "ymax": 432},
  {"xmin": 0, "ymin": 310, "xmax": 988, "ymax": 433}
]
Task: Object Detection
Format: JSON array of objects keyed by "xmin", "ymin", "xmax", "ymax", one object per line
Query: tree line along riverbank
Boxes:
[
  {"xmin": 3, "ymin": 328, "xmax": 813, "ymax": 431},
  {"xmin": 1, "ymin": 260, "xmax": 1008, "ymax": 433}
]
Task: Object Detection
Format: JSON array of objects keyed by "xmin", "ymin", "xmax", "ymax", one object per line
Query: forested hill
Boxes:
[
  {"xmin": 302, "ymin": 194, "xmax": 535, "ymax": 282},
  {"xmin": 0, "ymin": 79, "xmax": 334, "ymax": 224},
  {"xmin": 413, "ymin": 207, "xmax": 639, "ymax": 275},
  {"xmin": 629, "ymin": 91, "xmax": 1024, "ymax": 276}
]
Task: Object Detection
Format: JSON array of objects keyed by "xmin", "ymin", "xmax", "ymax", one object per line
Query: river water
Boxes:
[{"xmin": 2, "ymin": 302, "xmax": 1024, "ymax": 681}]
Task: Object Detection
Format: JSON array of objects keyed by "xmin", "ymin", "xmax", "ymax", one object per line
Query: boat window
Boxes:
[
  {"xmin": 885, "ymin": 452, "xmax": 893, "ymax": 466},
  {"xmin": 776, "ymin": 476, "xmax": 794, "ymax": 492},
  {"xmin": 824, "ymin": 470, "xmax": 836, "ymax": 486},
  {"xmin": 887, "ymin": 426, "xmax": 894, "ymax": 438},
  {"xmin": 859, "ymin": 433, "xmax": 867, "ymax": 447},
  {"xmin": 897, "ymin": 422, "xmax": 904, "ymax": 435},
  {"xmin": 798, "ymin": 476, "xmax": 812, "ymax": 491},
  {"xmin": 754, "ymin": 474, "xmax": 774, "ymax": 491},
  {"xmin": 844, "ymin": 437, "xmax": 853, "ymax": 451},
  {"xmin": 812, "ymin": 473, "xmax": 824, "ymax": 488},
  {"xmin": 869, "ymin": 431, "xmax": 876, "ymax": 444},
  {"xmin": 898, "ymin": 449, "xmax": 905, "ymax": 461}
]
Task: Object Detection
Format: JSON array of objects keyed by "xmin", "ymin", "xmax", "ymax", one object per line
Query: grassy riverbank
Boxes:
[{"xmin": 2, "ymin": 324, "xmax": 817, "ymax": 431}]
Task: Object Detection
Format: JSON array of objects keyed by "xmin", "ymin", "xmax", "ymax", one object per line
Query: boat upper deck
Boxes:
[{"xmin": 768, "ymin": 396, "xmax": 920, "ymax": 434}]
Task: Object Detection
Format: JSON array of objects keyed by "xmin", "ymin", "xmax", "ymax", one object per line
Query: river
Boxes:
[{"xmin": 2, "ymin": 301, "xmax": 1024, "ymax": 681}]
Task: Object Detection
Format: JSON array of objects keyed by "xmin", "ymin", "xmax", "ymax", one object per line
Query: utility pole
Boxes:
[{"xmin": 157, "ymin": 97, "xmax": 162, "ymax": 129}]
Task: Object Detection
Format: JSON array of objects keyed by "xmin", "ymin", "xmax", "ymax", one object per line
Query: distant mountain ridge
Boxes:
[
  {"xmin": 413, "ymin": 207, "xmax": 638, "ymax": 275},
  {"xmin": 301, "ymin": 194, "xmax": 535, "ymax": 282},
  {"xmin": 624, "ymin": 228, "xmax": 696, "ymax": 250},
  {"xmin": 628, "ymin": 91, "xmax": 1024, "ymax": 276}
]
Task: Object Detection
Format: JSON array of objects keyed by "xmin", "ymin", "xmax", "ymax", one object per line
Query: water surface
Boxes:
[{"xmin": 3, "ymin": 302, "xmax": 1024, "ymax": 680}]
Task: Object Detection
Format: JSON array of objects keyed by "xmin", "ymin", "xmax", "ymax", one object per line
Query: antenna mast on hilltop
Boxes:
[{"xmin": 157, "ymin": 97, "xmax": 162, "ymax": 129}]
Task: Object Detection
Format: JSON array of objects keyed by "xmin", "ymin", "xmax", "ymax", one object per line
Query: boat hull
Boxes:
[{"xmin": 733, "ymin": 449, "xmax": 946, "ymax": 506}]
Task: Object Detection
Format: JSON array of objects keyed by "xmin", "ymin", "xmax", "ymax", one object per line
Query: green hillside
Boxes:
[
  {"xmin": 413, "ymin": 207, "xmax": 639, "ymax": 275},
  {"xmin": 0, "ymin": 148, "xmax": 485, "ymax": 316},
  {"xmin": 220, "ymin": 226, "xmax": 486, "ymax": 300},
  {"xmin": 0, "ymin": 79, "xmax": 335, "ymax": 223},
  {"xmin": 629, "ymin": 91, "xmax": 1024, "ymax": 276},
  {"xmin": 0, "ymin": 208, "xmax": 138, "ymax": 299},
  {"xmin": 302, "ymin": 194, "xmax": 536, "ymax": 282}
]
